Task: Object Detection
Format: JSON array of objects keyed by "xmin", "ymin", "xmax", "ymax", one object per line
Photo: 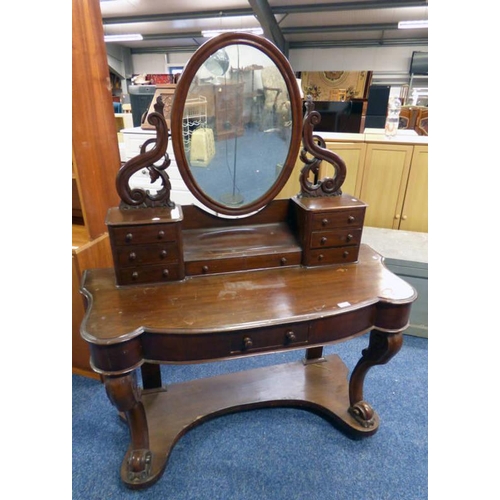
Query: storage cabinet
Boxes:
[
  {"xmin": 359, "ymin": 143, "xmax": 427, "ymax": 231},
  {"xmin": 360, "ymin": 143, "xmax": 414, "ymax": 229}
]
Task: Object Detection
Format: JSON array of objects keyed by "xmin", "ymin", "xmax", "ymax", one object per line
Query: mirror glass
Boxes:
[{"xmin": 181, "ymin": 43, "xmax": 293, "ymax": 209}]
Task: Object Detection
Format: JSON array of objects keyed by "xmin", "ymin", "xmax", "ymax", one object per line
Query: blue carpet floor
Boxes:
[{"xmin": 72, "ymin": 334, "xmax": 427, "ymax": 499}]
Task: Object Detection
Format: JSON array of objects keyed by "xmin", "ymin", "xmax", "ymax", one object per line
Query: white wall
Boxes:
[
  {"xmin": 130, "ymin": 45, "xmax": 427, "ymax": 76},
  {"xmin": 289, "ymin": 45, "xmax": 427, "ymax": 73}
]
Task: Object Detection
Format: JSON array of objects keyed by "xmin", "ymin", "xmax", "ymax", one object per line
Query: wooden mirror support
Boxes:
[
  {"xmin": 299, "ymin": 96, "xmax": 347, "ymax": 197},
  {"xmin": 115, "ymin": 98, "xmax": 174, "ymax": 209}
]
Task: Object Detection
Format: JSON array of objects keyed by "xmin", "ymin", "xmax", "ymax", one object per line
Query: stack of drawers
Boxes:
[
  {"xmin": 292, "ymin": 194, "xmax": 367, "ymax": 266},
  {"xmin": 106, "ymin": 206, "xmax": 185, "ymax": 286}
]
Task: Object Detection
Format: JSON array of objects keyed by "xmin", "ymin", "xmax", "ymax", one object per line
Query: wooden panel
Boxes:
[
  {"xmin": 359, "ymin": 144, "xmax": 413, "ymax": 229},
  {"xmin": 72, "ymin": 0, "xmax": 120, "ymax": 238},
  {"xmin": 399, "ymin": 145, "xmax": 428, "ymax": 232},
  {"xmin": 323, "ymin": 142, "xmax": 367, "ymax": 197}
]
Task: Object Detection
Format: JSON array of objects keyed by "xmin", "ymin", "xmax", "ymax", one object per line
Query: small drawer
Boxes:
[
  {"xmin": 230, "ymin": 323, "xmax": 309, "ymax": 354},
  {"xmin": 185, "ymin": 252, "xmax": 301, "ymax": 276},
  {"xmin": 115, "ymin": 242, "xmax": 179, "ymax": 267},
  {"xmin": 310, "ymin": 228, "xmax": 362, "ymax": 249},
  {"xmin": 111, "ymin": 223, "xmax": 179, "ymax": 246},
  {"xmin": 307, "ymin": 246, "xmax": 360, "ymax": 266},
  {"xmin": 311, "ymin": 209, "xmax": 365, "ymax": 230},
  {"xmin": 116, "ymin": 263, "xmax": 182, "ymax": 286}
]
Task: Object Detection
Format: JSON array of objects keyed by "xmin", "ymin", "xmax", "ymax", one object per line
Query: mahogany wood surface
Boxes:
[{"xmin": 81, "ymin": 244, "xmax": 414, "ymax": 364}]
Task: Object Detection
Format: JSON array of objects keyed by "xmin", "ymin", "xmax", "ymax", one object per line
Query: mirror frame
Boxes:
[{"xmin": 171, "ymin": 32, "xmax": 303, "ymax": 217}]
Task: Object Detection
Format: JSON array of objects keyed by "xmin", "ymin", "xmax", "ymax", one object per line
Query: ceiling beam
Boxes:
[{"xmin": 247, "ymin": 0, "xmax": 287, "ymax": 56}]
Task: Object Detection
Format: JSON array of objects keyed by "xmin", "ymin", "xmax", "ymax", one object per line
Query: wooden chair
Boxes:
[{"xmin": 414, "ymin": 108, "xmax": 428, "ymax": 136}]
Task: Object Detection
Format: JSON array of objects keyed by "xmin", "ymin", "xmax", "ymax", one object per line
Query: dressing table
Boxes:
[{"xmin": 80, "ymin": 33, "xmax": 416, "ymax": 489}]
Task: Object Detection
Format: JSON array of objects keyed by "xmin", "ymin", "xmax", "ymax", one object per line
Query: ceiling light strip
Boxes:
[
  {"xmin": 398, "ymin": 20, "xmax": 428, "ymax": 29},
  {"xmin": 104, "ymin": 34, "xmax": 143, "ymax": 42}
]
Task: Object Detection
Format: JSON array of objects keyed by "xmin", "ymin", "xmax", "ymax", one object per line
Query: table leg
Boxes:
[
  {"xmin": 303, "ymin": 346, "xmax": 326, "ymax": 364},
  {"xmin": 104, "ymin": 372, "xmax": 153, "ymax": 484},
  {"xmin": 141, "ymin": 363, "xmax": 162, "ymax": 390},
  {"xmin": 348, "ymin": 329, "xmax": 403, "ymax": 428}
]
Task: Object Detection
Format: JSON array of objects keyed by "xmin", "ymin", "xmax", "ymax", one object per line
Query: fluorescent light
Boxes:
[
  {"xmin": 398, "ymin": 20, "xmax": 428, "ymax": 29},
  {"xmin": 104, "ymin": 34, "xmax": 143, "ymax": 42},
  {"xmin": 201, "ymin": 27, "xmax": 264, "ymax": 38}
]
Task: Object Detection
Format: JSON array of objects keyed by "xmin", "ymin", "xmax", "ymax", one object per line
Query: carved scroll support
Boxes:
[
  {"xmin": 299, "ymin": 95, "xmax": 347, "ymax": 197},
  {"xmin": 348, "ymin": 329, "xmax": 404, "ymax": 428},
  {"xmin": 116, "ymin": 98, "xmax": 175, "ymax": 209}
]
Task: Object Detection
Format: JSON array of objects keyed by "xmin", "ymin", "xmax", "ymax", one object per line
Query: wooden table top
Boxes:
[{"xmin": 80, "ymin": 244, "xmax": 416, "ymax": 344}]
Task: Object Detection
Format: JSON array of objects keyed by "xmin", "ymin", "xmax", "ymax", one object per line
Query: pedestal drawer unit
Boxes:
[
  {"xmin": 292, "ymin": 194, "xmax": 367, "ymax": 266},
  {"xmin": 106, "ymin": 206, "xmax": 185, "ymax": 286}
]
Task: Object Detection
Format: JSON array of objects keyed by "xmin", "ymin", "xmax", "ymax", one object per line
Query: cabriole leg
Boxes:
[
  {"xmin": 103, "ymin": 372, "xmax": 152, "ymax": 484},
  {"xmin": 348, "ymin": 329, "xmax": 403, "ymax": 427}
]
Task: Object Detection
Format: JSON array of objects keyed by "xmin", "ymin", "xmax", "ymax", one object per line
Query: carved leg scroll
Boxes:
[
  {"xmin": 104, "ymin": 372, "xmax": 152, "ymax": 484},
  {"xmin": 348, "ymin": 329, "xmax": 403, "ymax": 428}
]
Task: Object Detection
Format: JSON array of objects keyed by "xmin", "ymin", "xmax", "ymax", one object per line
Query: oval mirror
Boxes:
[{"xmin": 171, "ymin": 32, "xmax": 302, "ymax": 217}]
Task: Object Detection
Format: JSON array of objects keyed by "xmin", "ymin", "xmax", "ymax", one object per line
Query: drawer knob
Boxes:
[
  {"xmin": 346, "ymin": 234, "xmax": 353, "ymax": 242},
  {"xmin": 285, "ymin": 331, "xmax": 296, "ymax": 343},
  {"xmin": 202, "ymin": 265, "xmax": 209, "ymax": 274},
  {"xmin": 321, "ymin": 218, "xmax": 329, "ymax": 227},
  {"xmin": 162, "ymin": 269, "xmax": 169, "ymax": 278},
  {"xmin": 343, "ymin": 251, "xmax": 349, "ymax": 258},
  {"xmin": 157, "ymin": 230, "xmax": 165, "ymax": 239},
  {"xmin": 243, "ymin": 337, "xmax": 253, "ymax": 350},
  {"xmin": 128, "ymin": 252, "xmax": 137, "ymax": 261},
  {"xmin": 125, "ymin": 233, "xmax": 133, "ymax": 243},
  {"xmin": 320, "ymin": 237, "xmax": 327, "ymax": 245},
  {"xmin": 348, "ymin": 216, "xmax": 355, "ymax": 223},
  {"xmin": 318, "ymin": 254, "xmax": 324, "ymax": 261},
  {"xmin": 160, "ymin": 250, "xmax": 168, "ymax": 259},
  {"xmin": 280, "ymin": 257, "xmax": 287, "ymax": 265},
  {"xmin": 131, "ymin": 271, "xmax": 139, "ymax": 280}
]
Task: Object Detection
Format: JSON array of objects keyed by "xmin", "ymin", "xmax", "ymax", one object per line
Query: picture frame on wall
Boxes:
[{"xmin": 141, "ymin": 84, "xmax": 177, "ymax": 130}]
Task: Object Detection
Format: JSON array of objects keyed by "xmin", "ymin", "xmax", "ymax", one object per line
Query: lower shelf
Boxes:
[{"xmin": 121, "ymin": 353, "xmax": 380, "ymax": 488}]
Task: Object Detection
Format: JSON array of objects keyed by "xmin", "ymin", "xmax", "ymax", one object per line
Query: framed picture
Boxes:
[{"xmin": 141, "ymin": 84, "xmax": 176, "ymax": 130}]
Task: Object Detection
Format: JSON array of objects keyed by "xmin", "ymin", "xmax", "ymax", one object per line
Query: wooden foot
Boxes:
[{"xmin": 115, "ymin": 354, "xmax": 380, "ymax": 489}]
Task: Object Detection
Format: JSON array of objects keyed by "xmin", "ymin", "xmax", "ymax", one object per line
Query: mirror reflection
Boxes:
[{"xmin": 182, "ymin": 44, "xmax": 292, "ymax": 207}]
